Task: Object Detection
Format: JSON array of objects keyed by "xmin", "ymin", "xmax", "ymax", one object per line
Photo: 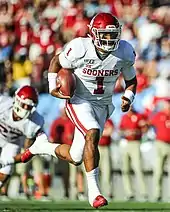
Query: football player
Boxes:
[
  {"xmin": 1, "ymin": 13, "xmax": 137, "ymax": 208},
  {"xmin": 0, "ymin": 85, "xmax": 44, "ymax": 197}
]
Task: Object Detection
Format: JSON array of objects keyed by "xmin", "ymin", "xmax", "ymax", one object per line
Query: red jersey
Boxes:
[
  {"xmin": 99, "ymin": 119, "xmax": 114, "ymax": 146},
  {"xmin": 50, "ymin": 116, "xmax": 75, "ymax": 145},
  {"xmin": 151, "ymin": 111, "xmax": 170, "ymax": 143},
  {"xmin": 119, "ymin": 112, "xmax": 147, "ymax": 141}
]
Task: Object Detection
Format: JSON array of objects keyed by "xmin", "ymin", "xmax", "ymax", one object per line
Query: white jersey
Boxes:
[
  {"xmin": 59, "ymin": 37, "xmax": 136, "ymax": 105},
  {"xmin": 0, "ymin": 96, "xmax": 44, "ymax": 147}
]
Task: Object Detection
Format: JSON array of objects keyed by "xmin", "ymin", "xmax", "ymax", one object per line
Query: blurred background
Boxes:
[{"xmin": 0, "ymin": 0, "xmax": 170, "ymax": 202}]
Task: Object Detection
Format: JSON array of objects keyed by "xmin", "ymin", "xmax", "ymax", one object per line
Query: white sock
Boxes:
[
  {"xmin": 86, "ymin": 167, "xmax": 101, "ymax": 206},
  {"xmin": 30, "ymin": 142, "xmax": 60, "ymax": 158},
  {"xmin": 40, "ymin": 142, "xmax": 60, "ymax": 158}
]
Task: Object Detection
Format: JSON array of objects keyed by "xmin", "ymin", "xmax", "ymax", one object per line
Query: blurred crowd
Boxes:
[{"xmin": 0, "ymin": 0, "xmax": 170, "ymax": 202}]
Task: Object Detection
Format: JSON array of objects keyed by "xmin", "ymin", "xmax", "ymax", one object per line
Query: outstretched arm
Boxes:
[{"xmin": 0, "ymin": 138, "xmax": 35, "ymax": 168}]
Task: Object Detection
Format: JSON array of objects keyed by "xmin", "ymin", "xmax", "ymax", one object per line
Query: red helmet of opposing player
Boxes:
[
  {"xmin": 88, "ymin": 13, "xmax": 121, "ymax": 52},
  {"xmin": 13, "ymin": 85, "xmax": 38, "ymax": 119}
]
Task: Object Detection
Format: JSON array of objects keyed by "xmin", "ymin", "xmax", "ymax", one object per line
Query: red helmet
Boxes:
[
  {"xmin": 88, "ymin": 13, "xmax": 121, "ymax": 52},
  {"xmin": 13, "ymin": 85, "xmax": 38, "ymax": 119}
]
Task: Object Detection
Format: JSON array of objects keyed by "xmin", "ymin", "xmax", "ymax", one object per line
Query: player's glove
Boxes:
[{"xmin": 121, "ymin": 96, "xmax": 131, "ymax": 112}]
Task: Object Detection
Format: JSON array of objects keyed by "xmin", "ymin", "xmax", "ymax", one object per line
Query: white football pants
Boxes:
[
  {"xmin": 65, "ymin": 95, "xmax": 114, "ymax": 163},
  {"xmin": 0, "ymin": 142, "xmax": 19, "ymax": 175}
]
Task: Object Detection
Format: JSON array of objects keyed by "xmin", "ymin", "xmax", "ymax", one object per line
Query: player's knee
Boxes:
[
  {"xmin": 72, "ymin": 161, "xmax": 82, "ymax": 166},
  {"xmin": 69, "ymin": 143, "xmax": 84, "ymax": 166},
  {"xmin": 70, "ymin": 156, "xmax": 83, "ymax": 166},
  {"xmin": 86, "ymin": 129, "xmax": 100, "ymax": 147}
]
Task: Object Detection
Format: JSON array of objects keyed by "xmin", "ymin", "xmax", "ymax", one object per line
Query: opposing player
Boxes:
[
  {"xmin": 1, "ymin": 13, "xmax": 137, "ymax": 208},
  {"xmin": 0, "ymin": 85, "xmax": 44, "ymax": 194}
]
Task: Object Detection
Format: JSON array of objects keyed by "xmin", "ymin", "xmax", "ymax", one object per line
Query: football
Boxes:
[{"xmin": 57, "ymin": 68, "xmax": 76, "ymax": 97}]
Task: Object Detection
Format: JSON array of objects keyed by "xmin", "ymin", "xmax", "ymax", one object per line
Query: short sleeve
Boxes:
[
  {"xmin": 59, "ymin": 37, "xmax": 86, "ymax": 69},
  {"xmin": 119, "ymin": 40, "xmax": 136, "ymax": 81},
  {"xmin": 121, "ymin": 65, "xmax": 136, "ymax": 81},
  {"xmin": 25, "ymin": 112, "xmax": 44, "ymax": 139}
]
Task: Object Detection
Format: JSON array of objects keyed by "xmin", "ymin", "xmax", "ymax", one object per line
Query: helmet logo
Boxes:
[{"xmin": 106, "ymin": 25, "xmax": 116, "ymax": 29}]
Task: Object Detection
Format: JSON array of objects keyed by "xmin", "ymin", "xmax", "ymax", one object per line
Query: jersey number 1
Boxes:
[{"xmin": 93, "ymin": 77, "xmax": 104, "ymax": 94}]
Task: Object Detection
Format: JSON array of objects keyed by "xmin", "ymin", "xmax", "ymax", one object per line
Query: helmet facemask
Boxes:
[
  {"xmin": 13, "ymin": 95, "xmax": 36, "ymax": 119},
  {"xmin": 92, "ymin": 26, "xmax": 121, "ymax": 52}
]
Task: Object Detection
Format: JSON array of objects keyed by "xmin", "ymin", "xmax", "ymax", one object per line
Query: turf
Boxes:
[{"xmin": 0, "ymin": 200, "xmax": 170, "ymax": 212}]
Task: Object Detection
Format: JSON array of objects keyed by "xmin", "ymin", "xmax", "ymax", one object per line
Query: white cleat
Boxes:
[
  {"xmin": 29, "ymin": 133, "xmax": 49, "ymax": 155},
  {"xmin": 29, "ymin": 133, "xmax": 59, "ymax": 158}
]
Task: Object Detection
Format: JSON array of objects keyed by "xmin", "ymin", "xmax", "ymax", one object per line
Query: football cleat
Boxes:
[{"xmin": 93, "ymin": 195, "xmax": 108, "ymax": 208}]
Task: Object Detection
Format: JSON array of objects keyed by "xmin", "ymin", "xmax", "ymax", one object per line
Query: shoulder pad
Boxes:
[
  {"xmin": 63, "ymin": 37, "xmax": 86, "ymax": 62},
  {"xmin": 116, "ymin": 40, "xmax": 136, "ymax": 65},
  {"xmin": 26, "ymin": 112, "xmax": 44, "ymax": 138},
  {"xmin": 30, "ymin": 111, "xmax": 44, "ymax": 128}
]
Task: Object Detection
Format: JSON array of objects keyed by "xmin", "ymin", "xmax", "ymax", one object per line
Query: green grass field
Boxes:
[{"xmin": 0, "ymin": 200, "xmax": 170, "ymax": 212}]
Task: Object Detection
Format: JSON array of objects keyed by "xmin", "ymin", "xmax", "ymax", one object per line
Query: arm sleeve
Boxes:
[{"xmin": 59, "ymin": 51, "xmax": 75, "ymax": 69}]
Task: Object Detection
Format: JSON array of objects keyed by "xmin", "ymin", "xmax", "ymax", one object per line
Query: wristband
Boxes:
[
  {"xmin": 123, "ymin": 90, "xmax": 135, "ymax": 103},
  {"xmin": 48, "ymin": 73, "xmax": 58, "ymax": 93}
]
